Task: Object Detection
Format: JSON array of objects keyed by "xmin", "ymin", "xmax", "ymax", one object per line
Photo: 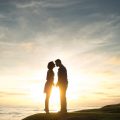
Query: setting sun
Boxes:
[
  {"xmin": 49, "ymin": 87, "xmax": 60, "ymax": 111},
  {"xmin": 29, "ymin": 83, "xmax": 60, "ymax": 111}
]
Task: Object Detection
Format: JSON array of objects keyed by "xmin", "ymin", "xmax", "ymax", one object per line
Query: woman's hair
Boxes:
[{"xmin": 47, "ymin": 61, "xmax": 55, "ymax": 69}]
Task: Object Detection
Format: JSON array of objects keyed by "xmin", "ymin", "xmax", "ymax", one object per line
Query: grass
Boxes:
[{"xmin": 22, "ymin": 103, "xmax": 120, "ymax": 120}]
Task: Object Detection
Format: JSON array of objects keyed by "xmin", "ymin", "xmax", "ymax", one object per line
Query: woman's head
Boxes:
[{"xmin": 47, "ymin": 61, "xmax": 55, "ymax": 69}]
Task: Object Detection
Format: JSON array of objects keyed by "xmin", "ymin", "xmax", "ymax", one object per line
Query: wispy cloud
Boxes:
[
  {"xmin": 15, "ymin": 1, "xmax": 43, "ymax": 8},
  {"xmin": 0, "ymin": 91, "xmax": 28, "ymax": 97},
  {"xmin": 108, "ymin": 56, "xmax": 120, "ymax": 65},
  {"xmin": 0, "ymin": 14, "xmax": 6, "ymax": 18},
  {"xmin": 15, "ymin": 0, "xmax": 83, "ymax": 9}
]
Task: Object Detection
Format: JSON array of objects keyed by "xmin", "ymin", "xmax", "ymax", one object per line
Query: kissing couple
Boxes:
[{"xmin": 44, "ymin": 59, "xmax": 68, "ymax": 113}]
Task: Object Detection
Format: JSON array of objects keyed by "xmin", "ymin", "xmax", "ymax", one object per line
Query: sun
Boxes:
[
  {"xmin": 49, "ymin": 86, "xmax": 60, "ymax": 111},
  {"xmin": 29, "ymin": 83, "xmax": 60, "ymax": 111}
]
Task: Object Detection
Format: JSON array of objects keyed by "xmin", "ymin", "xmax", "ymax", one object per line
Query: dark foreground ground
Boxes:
[{"xmin": 23, "ymin": 103, "xmax": 120, "ymax": 120}]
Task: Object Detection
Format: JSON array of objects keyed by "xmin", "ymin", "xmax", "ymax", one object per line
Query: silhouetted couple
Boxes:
[{"xmin": 44, "ymin": 59, "xmax": 68, "ymax": 114}]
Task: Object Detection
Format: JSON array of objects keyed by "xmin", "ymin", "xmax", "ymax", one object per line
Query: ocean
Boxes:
[
  {"xmin": 0, "ymin": 106, "xmax": 44, "ymax": 120},
  {"xmin": 0, "ymin": 106, "xmax": 96, "ymax": 120},
  {"xmin": 0, "ymin": 106, "xmax": 75, "ymax": 120}
]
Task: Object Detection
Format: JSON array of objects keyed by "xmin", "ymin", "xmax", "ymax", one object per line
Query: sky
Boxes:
[{"xmin": 0, "ymin": 0, "xmax": 120, "ymax": 110}]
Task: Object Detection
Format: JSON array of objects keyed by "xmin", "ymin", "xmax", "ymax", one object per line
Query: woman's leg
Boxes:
[{"xmin": 45, "ymin": 91, "xmax": 51, "ymax": 113}]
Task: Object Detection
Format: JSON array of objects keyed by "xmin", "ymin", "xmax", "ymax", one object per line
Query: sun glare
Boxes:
[
  {"xmin": 29, "ymin": 83, "xmax": 60, "ymax": 111},
  {"xmin": 49, "ymin": 86, "xmax": 60, "ymax": 111},
  {"xmin": 28, "ymin": 70, "xmax": 101, "ymax": 111},
  {"xmin": 29, "ymin": 84, "xmax": 44, "ymax": 103}
]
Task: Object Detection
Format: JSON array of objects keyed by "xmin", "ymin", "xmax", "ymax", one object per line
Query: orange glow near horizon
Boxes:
[{"xmin": 0, "ymin": 65, "xmax": 119, "ymax": 110}]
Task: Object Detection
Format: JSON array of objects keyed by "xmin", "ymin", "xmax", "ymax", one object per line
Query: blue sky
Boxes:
[{"xmin": 0, "ymin": 0, "xmax": 120, "ymax": 108}]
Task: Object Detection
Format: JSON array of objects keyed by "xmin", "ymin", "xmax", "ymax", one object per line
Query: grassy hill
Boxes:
[
  {"xmin": 78, "ymin": 103, "xmax": 120, "ymax": 113},
  {"xmin": 101, "ymin": 103, "xmax": 120, "ymax": 113},
  {"xmin": 22, "ymin": 103, "xmax": 120, "ymax": 120}
]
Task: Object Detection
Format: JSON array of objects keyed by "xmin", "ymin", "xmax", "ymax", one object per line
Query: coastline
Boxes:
[{"xmin": 22, "ymin": 103, "xmax": 120, "ymax": 120}]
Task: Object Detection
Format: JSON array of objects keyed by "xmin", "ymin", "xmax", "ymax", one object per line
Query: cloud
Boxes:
[
  {"xmin": 0, "ymin": 91, "xmax": 28, "ymax": 97},
  {"xmin": 1, "ymin": 0, "xmax": 120, "ymax": 43},
  {"xmin": 0, "ymin": 0, "xmax": 120, "ymax": 107},
  {"xmin": 15, "ymin": 0, "xmax": 84, "ymax": 9},
  {"xmin": 0, "ymin": 13, "xmax": 120, "ymax": 74},
  {"xmin": 108, "ymin": 56, "xmax": 120, "ymax": 65},
  {"xmin": 0, "ymin": 14, "xmax": 6, "ymax": 18},
  {"xmin": 94, "ymin": 92, "xmax": 107, "ymax": 95},
  {"xmin": 15, "ymin": 1, "xmax": 42, "ymax": 8}
]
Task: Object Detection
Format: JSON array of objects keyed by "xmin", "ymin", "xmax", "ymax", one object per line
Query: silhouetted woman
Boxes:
[{"xmin": 44, "ymin": 61, "xmax": 55, "ymax": 113}]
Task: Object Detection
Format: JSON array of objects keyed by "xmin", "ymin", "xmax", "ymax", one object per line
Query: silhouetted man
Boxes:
[{"xmin": 55, "ymin": 59, "xmax": 68, "ymax": 113}]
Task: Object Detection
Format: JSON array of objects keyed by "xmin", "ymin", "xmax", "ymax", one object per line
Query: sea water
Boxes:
[
  {"xmin": 0, "ymin": 106, "xmax": 96, "ymax": 120},
  {"xmin": 0, "ymin": 106, "xmax": 44, "ymax": 120}
]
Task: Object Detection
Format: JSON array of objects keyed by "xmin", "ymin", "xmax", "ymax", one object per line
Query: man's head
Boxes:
[{"xmin": 55, "ymin": 59, "xmax": 62, "ymax": 67}]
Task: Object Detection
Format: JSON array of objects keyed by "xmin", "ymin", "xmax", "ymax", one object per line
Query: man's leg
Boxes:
[
  {"xmin": 59, "ymin": 87, "xmax": 62, "ymax": 111},
  {"xmin": 60, "ymin": 87, "xmax": 67, "ymax": 113},
  {"xmin": 63, "ymin": 89, "xmax": 67, "ymax": 112}
]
